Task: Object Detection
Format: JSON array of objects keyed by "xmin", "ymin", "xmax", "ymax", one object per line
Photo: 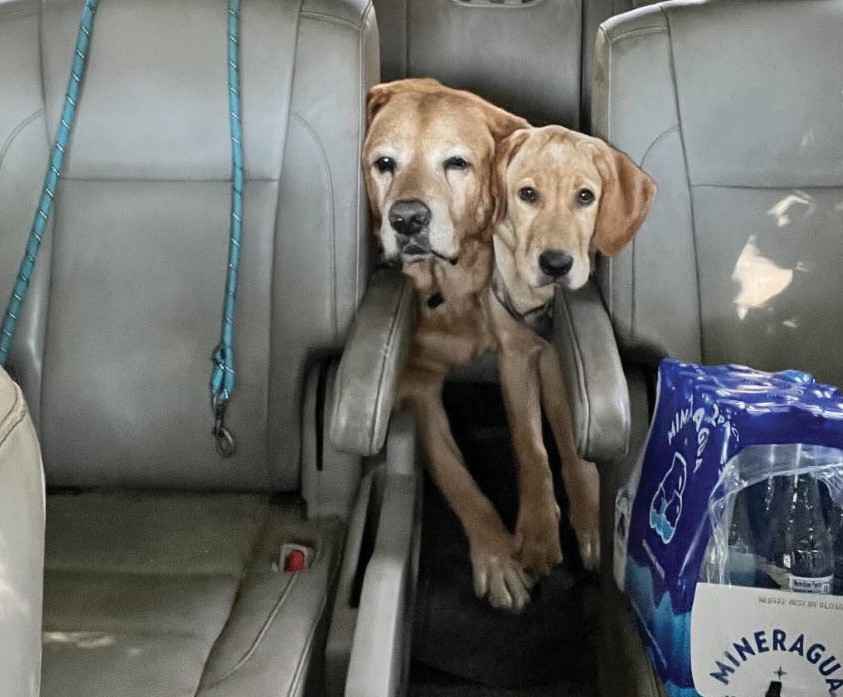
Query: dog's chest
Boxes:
[{"xmin": 417, "ymin": 290, "xmax": 495, "ymax": 368}]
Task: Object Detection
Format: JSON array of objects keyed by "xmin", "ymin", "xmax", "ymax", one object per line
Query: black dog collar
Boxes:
[{"xmin": 490, "ymin": 268, "xmax": 554, "ymax": 342}]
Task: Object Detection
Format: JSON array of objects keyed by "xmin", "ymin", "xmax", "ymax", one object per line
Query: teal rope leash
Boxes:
[
  {"xmin": 2, "ymin": 0, "xmax": 244, "ymax": 457},
  {"xmin": 0, "ymin": 0, "xmax": 99, "ymax": 366},
  {"xmin": 210, "ymin": 0, "xmax": 244, "ymax": 458}
]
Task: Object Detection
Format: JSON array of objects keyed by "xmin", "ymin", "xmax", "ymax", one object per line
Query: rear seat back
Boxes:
[
  {"xmin": 0, "ymin": 0, "xmax": 377, "ymax": 492},
  {"xmin": 373, "ymin": 0, "xmax": 632, "ymax": 128},
  {"xmin": 593, "ymin": 0, "xmax": 843, "ymax": 385}
]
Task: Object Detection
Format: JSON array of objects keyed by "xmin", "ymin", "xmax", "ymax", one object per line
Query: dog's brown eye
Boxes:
[
  {"xmin": 444, "ymin": 156, "xmax": 469, "ymax": 171},
  {"xmin": 577, "ymin": 188, "xmax": 595, "ymax": 205},
  {"xmin": 374, "ymin": 157, "xmax": 396, "ymax": 174},
  {"xmin": 518, "ymin": 186, "xmax": 538, "ymax": 203}
]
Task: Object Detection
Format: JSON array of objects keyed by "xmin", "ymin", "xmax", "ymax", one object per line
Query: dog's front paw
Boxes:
[
  {"xmin": 470, "ymin": 534, "xmax": 535, "ymax": 614},
  {"xmin": 573, "ymin": 516, "xmax": 600, "ymax": 573},
  {"xmin": 514, "ymin": 500, "xmax": 562, "ymax": 577}
]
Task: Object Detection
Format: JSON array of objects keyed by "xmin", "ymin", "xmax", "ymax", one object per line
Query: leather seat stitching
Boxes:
[
  {"xmin": 661, "ymin": 5, "xmax": 704, "ymax": 362},
  {"xmin": 639, "ymin": 125, "xmax": 678, "ymax": 170},
  {"xmin": 200, "ymin": 574, "xmax": 299, "ymax": 688},
  {"xmin": 368, "ymin": 280, "xmax": 412, "ymax": 453},
  {"xmin": 300, "ymin": 11, "xmax": 362, "ymax": 30},
  {"xmin": 286, "ymin": 593, "xmax": 328, "ymax": 696},
  {"xmin": 0, "ymin": 384, "xmax": 27, "ymax": 448},
  {"xmin": 289, "ymin": 113, "xmax": 337, "ymax": 337},
  {"xmin": 559, "ymin": 293, "xmax": 590, "ymax": 457},
  {"xmin": 353, "ymin": 0, "xmax": 376, "ymax": 316},
  {"xmin": 0, "ymin": 109, "xmax": 43, "ymax": 177},
  {"xmin": 192, "ymin": 505, "xmax": 273, "ymax": 693},
  {"xmin": 606, "ymin": 25, "xmax": 665, "ymax": 45}
]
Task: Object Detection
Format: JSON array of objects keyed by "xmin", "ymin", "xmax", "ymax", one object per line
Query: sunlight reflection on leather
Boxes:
[
  {"xmin": 0, "ymin": 564, "xmax": 26, "ymax": 616},
  {"xmin": 800, "ymin": 128, "xmax": 815, "ymax": 148},
  {"xmin": 731, "ymin": 236, "xmax": 794, "ymax": 320},
  {"xmin": 42, "ymin": 631, "xmax": 115, "ymax": 649},
  {"xmin": 766, "ymin": 190, "xmax": 814, "ymax": 227},
  {"xmin": 0, "ymin": 531, "xmax": 25, "ymax": 616}
]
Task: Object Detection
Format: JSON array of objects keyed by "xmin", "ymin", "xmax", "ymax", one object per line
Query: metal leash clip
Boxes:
[{"xmin": 211, "ymin": 396, "xmax": 235, "ymax": 458}]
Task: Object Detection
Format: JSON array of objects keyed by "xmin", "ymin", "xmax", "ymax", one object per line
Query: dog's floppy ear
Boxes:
[
  {"xmin": 492, "ymin": 128, "xmax": 530, "ymax": 224},
  {"xmin": 593, "ymin": 145, "xmax": 657, "ymax": 256},
  {"xmin": 485, "ymin": 104, "xmax": 530, "ymax": 144},
  {"xmin": 366, "ymin": 83, "xmax": 396, "ymax": 127}
]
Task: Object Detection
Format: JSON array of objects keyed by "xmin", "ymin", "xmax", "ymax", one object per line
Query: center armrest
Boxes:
[
  {"xmin": 552, "ymin": 279, "xmax": 630, "ymax": 464},
  {"xmin": 330, "ymin": 270, "xmax": 417, "ymax": 456}
]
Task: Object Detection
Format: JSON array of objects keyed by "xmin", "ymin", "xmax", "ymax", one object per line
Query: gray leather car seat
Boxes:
[
  {"xmin": 0, "ymin": 0, "xmax": 423, "ymax": 695},
  {"xmin": 371, "ymin": 0, "xmax": 635, "ymax": 129},
  {"xmin": 0, "ymin": 367, "xmax": 44, "ymax": 697},
  {"xmin": 574, "ymin": 1, "xmax": 843, "ymax": 694}
]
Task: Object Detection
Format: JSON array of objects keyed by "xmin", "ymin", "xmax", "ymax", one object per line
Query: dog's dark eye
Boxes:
[
  {"xmin": 374, "ymin": 157, "xmax": 396, "ymax": 174},
  {"xmin": 518, "ymin": 186, "xmax": 538, "ymax": 203},
  {"xmin": 577, "ymin": 188, "xmax": 595, "ymax": 205},
  {"xmin": 444, "ymin": 156, "xmax": 469, "ymax": 171}
]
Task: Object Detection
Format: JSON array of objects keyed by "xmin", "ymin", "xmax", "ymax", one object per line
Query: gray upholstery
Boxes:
[
  {"xmin": 0, "ymin": 368, "xmax": 44, "ymax": 697},
  {"xmin": 41, "ymin": 494, "xmax": 343, "ymax": 697},
  {"xmin": 581, "ymin": 0, "xmax": 640, "ymax": 130},
  {"xmin": 330, "ymin": 270, "xmax": 416, "ymax": 456},
  {"xmin": 591, "ymin": 2, "xmax": 843, "ymax": 694},
  {"xmin": 0, "ymin": 0, "xmax": 377, "ymax": 491},
  {"xmin": 335, "ymin": 411, "xmax": 420, "ymax": 697},
  {"xmin": 595, "ymin": 370, "xmax": 662, "ymax": 697},
  {"xmin": 372, "ymin": 0, "xmax": 633, "ymax": 128},
  {"xmin": 553, "ymin": 280, "xmax": 630, "ymax": 464},
  {"xmin": 0, "ymin": 0, "xmax": 387, "ymax": 695},
  {"xmin": 593, "ymin": 0, "xmax": 843, "ymax": 387}
]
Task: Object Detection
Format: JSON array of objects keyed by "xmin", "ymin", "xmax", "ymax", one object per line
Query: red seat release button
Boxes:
[{"xmin": 284, "ymin": 549, "xmax": 307, "ymax": 572}]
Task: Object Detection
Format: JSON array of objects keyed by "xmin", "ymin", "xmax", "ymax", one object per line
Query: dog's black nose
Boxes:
[
  {"xmin": 539, "ymin": 250, "xmax": 574, "ymax": 278},
  {"xmin": 388, "ymin": 199, "xmax": 431, "ymax": 236}
]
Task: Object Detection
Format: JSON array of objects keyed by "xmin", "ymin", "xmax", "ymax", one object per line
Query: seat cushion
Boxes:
[{"xmin": 41, "ymin": 493, "xmax": 343, "ymax": 697}]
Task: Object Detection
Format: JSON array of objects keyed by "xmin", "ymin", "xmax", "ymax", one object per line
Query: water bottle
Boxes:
[
  {"xmin": 762, "ymin": 474, "xmax": 834, "ymax": 593},
  {"xmin": 724, "ymin": 489, "xmax": 757, "ymax": 587},
  {"xmin": 746, "ymin": 474, "xmax": 781, "ymax": 542},
  {"xmin": 698, "ymin": 489, "xmax": 757, "ymax": 586},
  {"xmin": 832, "ymin": 502, "xmax": 843, "ymax": 595}
]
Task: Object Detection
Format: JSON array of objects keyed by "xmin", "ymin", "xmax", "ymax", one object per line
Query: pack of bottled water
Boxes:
[{"xmin": 614, "ymin": 360, "xmax": 843, "ymax": 697}]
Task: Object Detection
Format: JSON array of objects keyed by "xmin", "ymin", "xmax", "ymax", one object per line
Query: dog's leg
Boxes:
[
  {"xmin": 538, "ymin": 345, "xmax": 600, "ymax": 572},
  {"xmin": 497, "ymin": 346, "xmax": 563, "ymax": 577},
  {"xmin": 401, "ymin": 367, "xmax": 534, "ymax": 613}
]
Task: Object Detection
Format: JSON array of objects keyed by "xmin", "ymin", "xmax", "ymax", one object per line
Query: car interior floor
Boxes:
[{"xmin": 409, "ymin": 380, "xmax": 599, "ymax": 697}]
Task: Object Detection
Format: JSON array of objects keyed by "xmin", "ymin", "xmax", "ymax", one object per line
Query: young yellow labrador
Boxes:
[
  {"xmin": 489, "ymin": 124, "xmax": 657, "ymax": 588},
  {"xmin": 364, "ymin": 81, "xmax": 655, "ymax": 612}
]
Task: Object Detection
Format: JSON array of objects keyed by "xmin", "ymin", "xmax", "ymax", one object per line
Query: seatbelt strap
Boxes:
[
  {"xmin": 0, "ymin": 0, "xmax": 100, "ymax": 367},
  {"xmin": 209, "ymin": 0, "xmax": 244, "ymax": 458}
]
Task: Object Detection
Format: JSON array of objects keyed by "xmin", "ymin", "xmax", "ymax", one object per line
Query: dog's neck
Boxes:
[
  {"xmin": 401, "ymin": 237, "xmax": 492, "ymax": 310},
  {"xmin": 491, "ymin": 233, "xmax": 556, "ymax": 341}
]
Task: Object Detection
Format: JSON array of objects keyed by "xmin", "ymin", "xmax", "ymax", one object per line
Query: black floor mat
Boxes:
[
  {"xmin": 410, "ymin": 662, "xmax": 597, "ymax": 697},
  {"xmin": 411, "ymin": 381, "xmax": 598, "ymax": 691}
]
